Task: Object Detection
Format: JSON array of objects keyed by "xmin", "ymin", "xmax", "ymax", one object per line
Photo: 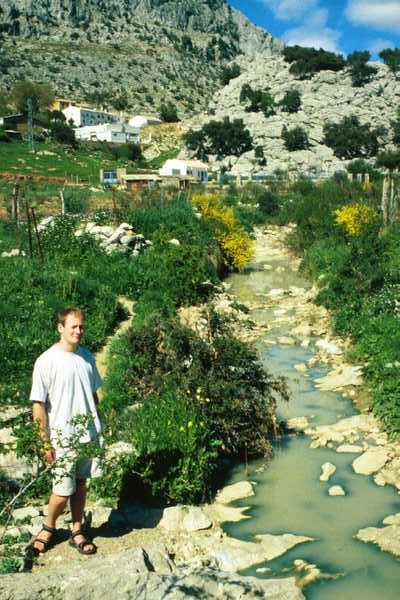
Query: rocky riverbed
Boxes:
[{"xmin": 1, "ymin": 224, "xmax": 399, "ymax": 598}]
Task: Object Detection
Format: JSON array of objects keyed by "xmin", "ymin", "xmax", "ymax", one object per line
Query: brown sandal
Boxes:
[
  {"xmin": 69, "ymin": 529, "xmax": 97, "ymax": 555},
  {"xmin": 31, "ymin": 524, "xmax": 57, "ymax": 554}
]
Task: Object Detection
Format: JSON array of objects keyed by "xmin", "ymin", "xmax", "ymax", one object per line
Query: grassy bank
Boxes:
[
  {"xmin": 0, "ymin": 185, "xmax": 286, "ymax": 556},
  {"xmin": 275, "ymin": 175, "xmax": 400, "ymax": 435}
]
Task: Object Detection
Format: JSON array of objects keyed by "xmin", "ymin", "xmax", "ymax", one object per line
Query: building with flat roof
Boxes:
[
  {"xmin": 159, "ymin": 159, "xmax": 208, "ymax": 182},
  {"xmin": 63, "ymin": 105, "xmax": 118, "ymax": 127},
  {"xmin": 75, "ymin": 123, "xmax": 140, "ymax": 144}
]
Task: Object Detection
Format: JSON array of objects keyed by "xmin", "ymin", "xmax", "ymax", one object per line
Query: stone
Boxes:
[
  {"xmin": 328, "ymin": 485, "xmax": 346, "ymax": 496},
  {"xmin": 12, "ymin": 506, "xmax": 40, "ymax": 522},
  {"xmin": 315, "ymin": 339, "xmax": 343, "ymax": 355},
  {"xmin": 268, "ymin": 288, "xmax": 286, "ymax": 298},
  {"xmin": 336, "ymin": 444, "xmax": 363, "ymax": 453},
  {"xmin": 168, "ymin": 238, "xmax": 181, "ymax": 246},
  {"xmin": 314, "ymin": 365, "xmax": 363, "ymax": 391},
  {"xmin": 0, "ymin": 451, "xmax": 34, "ymax": 480},
  {"xmin": 287, "ymin": 416, "xmax": 310, "ymax": 432},
  {"xmin": 294, "ymin": 363, "xmax": 308, "ymax": 374},
  {"xmin": 120, "ymin": 235, "xmax": 136, "ymax": 246},
  {"xmin": 210, "ymin": 533, "xmax": 314, "ymax": 572},
  {"xmin": 355, "ymin": 523, "xmax": 400, "ymax": 557},
  {"xmin": 0, "ymin": 427, "xmax": 15, "ymax": 444},
  {"xmin": 352, "ymin": 447, "xmax": 390, "ymax": 475},
  {"xmin": 373, "ymin": 457, "xmax": 400, "ymax": 490},
  {"xmin": 215, "ymin": 480, "xmax": 255, "ymax": 504},
  {"xmin": 278, "ymin": 336, "xmax": 296, "ymax": 346},
  {"xmin": 204, "ymin": 503, "xmax": 251, "ymax": 524},
  {"xmin": 320, "ymin": 462, "xmax": 336, "ymax": 482},
  {"xmin": 159, "ymin": 505, "xmax": 212, "ymax": 532}
]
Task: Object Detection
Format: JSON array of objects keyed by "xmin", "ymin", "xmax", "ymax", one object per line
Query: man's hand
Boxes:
[{"xmin": 46, "ymin": 447, "xmax": 56, "ymax": 464}]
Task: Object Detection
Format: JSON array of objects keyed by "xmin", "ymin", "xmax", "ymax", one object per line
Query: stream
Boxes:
[{"xmin": 223, "ymin": 230, "xmax": 400, "ymax": 599}]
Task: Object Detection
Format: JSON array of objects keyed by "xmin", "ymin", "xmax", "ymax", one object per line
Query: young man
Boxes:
[{"xmin": 30, "ymin": 307, "xmax": 102, "ymax": 555}]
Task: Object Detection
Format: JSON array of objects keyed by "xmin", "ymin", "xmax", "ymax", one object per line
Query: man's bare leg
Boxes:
[
  {"xmin": 70, "ymin": 479, "xmax": 95, "ymax": 551},
  {"xmin": 33, "ymin": 494, "xmax": 68, "ymax": 552}
]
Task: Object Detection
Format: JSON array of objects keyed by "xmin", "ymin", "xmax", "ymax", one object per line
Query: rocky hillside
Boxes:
[
  {"xmin": 183, "ymin": 55, "xmax": 400, "ymax": 176},
  {"xmin": 0, "ymin": 0, "xmax": 282, "ymax": 116}
]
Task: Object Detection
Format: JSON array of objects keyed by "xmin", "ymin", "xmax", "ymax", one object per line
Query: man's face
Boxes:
[{"xmin": 58, "ymin": 313, "xmax": 84, "ymax": 347}]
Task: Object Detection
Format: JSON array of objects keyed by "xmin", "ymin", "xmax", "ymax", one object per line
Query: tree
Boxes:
[
  {"xmin": 239, "ymin": 84, "xmax": 275, "ymax": 117},
  {"xmin": 347, "ymin": 51, "xmax": 377, "ymax": 87},
  {"xmin": 254, "ymin": 145, "xmax": 266, "ymax": 166},
  {"xmin": 220, "ymin": 63, "xmax": 241, "ymax": 86},
  {"xmin": 184, "ymin": 117, "xmax": 253, "ymax": 160},
  {"xmin": 11, "ymin": 80, "xmax": 55, "ymax": 115},
  {"xmin": 379, "ymin": 48, "xmax": 400, "ymax": 73},
  {"xmin": 159, "ymin": 101, "xmax": 179, "ymax": 123},
  {"xmin": 323, "ymin": 115, "xmax": 385, "ymax": 159},
  {"xmin": 49, "ymin": 120, "xmax": 76, "ymax": 147},
  {"xmin": 280, "ymin": 89, "xmax": 301, "ymax": 113},
  {"xmin": 392, "ymin": 109, "xmax": 400, "ymax": 146},
  {"xmin": 282, "ymin": 126, "xmax": 309, "ymax": 151},
  {"xmin": 283, "ymin": 45, "xmax": 346, "ymax": 79}
]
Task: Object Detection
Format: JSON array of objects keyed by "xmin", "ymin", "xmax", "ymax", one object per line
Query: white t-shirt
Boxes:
[{"xmin": 30, "ymin": 344, "xmax": 103, "ymax": 445}]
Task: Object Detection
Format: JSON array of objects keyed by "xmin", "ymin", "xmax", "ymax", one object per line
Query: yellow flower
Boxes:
[
  {"xmin": 179, "ymin": 426, "xmax": 185, "ymax": 432},
  {"xmin": 196, "ymin": 386, "xmax": 202, "ymax": 393},
  {"xmin": 334, "ymin": 203, "xmax": 377, "ymax": 237},
  {"xmin": 188, "ymin": 421, "xmax": 193, "ymax": 428},
  {"xmin": 205, "ymin": 397, "xmax": 210, "ymax": 403}
]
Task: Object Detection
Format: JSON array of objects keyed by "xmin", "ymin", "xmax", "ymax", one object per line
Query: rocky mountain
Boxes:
[
  {"xmin": 183, "ymin": 55, "xmax": 400, "ymax": 176},
  {"xmin": 0, "ymin": 0, "xmax": 282, "ymax": 115}
]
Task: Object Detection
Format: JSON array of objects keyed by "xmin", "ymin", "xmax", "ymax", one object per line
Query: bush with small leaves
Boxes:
[
  {"xmin": 323, "ymin": 115, "xmax": 385, "ymax": 159},
  {"xmin": 282, "ymin": 125, "xmax": 309, "ymax": 151},
  {"xmin": 280, "ymin": 89, "xmax": 301, "ymax": 113}
]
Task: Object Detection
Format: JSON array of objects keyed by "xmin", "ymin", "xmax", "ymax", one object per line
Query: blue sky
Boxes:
[{"xmin": 229, "ymin": 0, "xmax": 400, "ymax": 58}]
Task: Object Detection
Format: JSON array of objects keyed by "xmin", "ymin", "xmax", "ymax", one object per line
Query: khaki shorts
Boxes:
[{"xmin": 52, "ymin": 446, "xmax": 102, "ymax": 497}]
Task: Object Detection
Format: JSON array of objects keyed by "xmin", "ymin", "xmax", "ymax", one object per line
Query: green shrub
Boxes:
[
  {"xmin": 347, "ymin": 51, "xmax": 377, "ymax": 87},
  {"xmin": 282, "ymin": 125, "xmax": 309, "ymax": 151},
  {"xmin": 379, "ymin": 48, "xmax": 400, "ymax": 73},
  {"xmin": 99, "ymin": 310, "xmax": 287, "ymax": 503},
  {"xmin": 283, "ymin": 45, "xmax": 346, "ymax": 78},
  {"xmin": 280, "ymin": 89, "xmax": 301, "ymax": 113},
  {"xmin": 220, "ymin": 63, "xmax": 240, "ymax": 85},
  {"xmin": 184, "ymin": 117, "xmax": 253, "ymax": 160},
  {"xmin": 323, "ymin": 115, "xmax": 385, "ymax": 159}
]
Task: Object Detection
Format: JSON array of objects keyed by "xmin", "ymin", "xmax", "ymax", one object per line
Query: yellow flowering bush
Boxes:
[
  {"xmin": 334, "ymin": 203, "xmax": 377, "ymax": 237},
  {"xmin": 191, "ymin": 193, "xmax": 254, "ymax": 270}
]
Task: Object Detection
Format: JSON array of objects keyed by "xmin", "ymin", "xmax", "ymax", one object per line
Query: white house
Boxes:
[
  {"xmin": 63, "ymin": 105, "xmax": 118, "ymax": 127},
  {"xmin": 75, "ymin": 123, "xmax": 140, "ymax": 144},
  {"xmin": 159, "ymin": 159, "xmax": 208, "ymax": 182},
  {"xmin": 128, "ymin": 115, "xmax": 162, "ymax": 128}
]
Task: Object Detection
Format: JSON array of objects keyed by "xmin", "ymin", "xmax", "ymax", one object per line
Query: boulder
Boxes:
[
  {"xmin": 314, "ymin": 365, "xmax": 363, "ymax": 391},
  {"xmin": 352, "ymin": 447, "xmax": 390, "ymax": 475},
  {"xmin": 320, "ymin": 462, "xmax": 336, "ymax": 482},
  {"xmin": 355, "ymin": 522, "xmax": 400, "ymax": 558},
  {"xmin": 159, "ymin": 505, "xmax": 212, "ymax": 532},
  {"xmin": 12, "ymin": 506, "xmax": 40, "ymax": 522},
  {"xmin": 215, "ymin": 480, "xmax": 255, "ymax": 504},
  {"xmin": 336, "ymin": 444, "xmax": 363, "ymax": 453},
  {"xmin": 328, "ymin": 485, "xmax": 346, "ymax": 496}
]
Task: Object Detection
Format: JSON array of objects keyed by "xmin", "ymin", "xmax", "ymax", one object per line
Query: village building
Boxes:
[
  {"xmin": 75, "ymin": 123, "xmax": 140, "ymax": 144},
  {"xmin": 128, "ymin": 115, "xmax": 162, "ymax": 128},
  {"xmin": 62, "ymin": 104, "xmax": 118, "ymax": 127},
  {"xmin": 159, "ymin": 159, "xmax": 209, "ymax": 182}
]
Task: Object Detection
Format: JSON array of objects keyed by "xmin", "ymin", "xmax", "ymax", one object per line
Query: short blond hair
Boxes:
[{"xmin": 56, "ymin": 307, "xmax": 84, "ymax": 327}]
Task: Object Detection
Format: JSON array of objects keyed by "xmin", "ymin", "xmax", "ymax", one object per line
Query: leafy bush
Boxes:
[
  {"xmin": 379, "ymin": 48, "xmax": 400, "ymax": 73},
  {"xmin": 283, "ymin": 45, "xmax": 346, "ymax": 78},
  {"xmin": 159, "ymin": 102, "xmax": 179, "ymax": 123},
  {"xmin": 334, "ymin": 203, "xmax": 378, "ymax": 237},
  {"xmin": 280, "ymin": 89, "xmax": 301, "ymax": 113},
  {"xmin": 239, "ymin": 84, "xmax": 275, "ymax": 117},
  {"xmin": 99, "ymin": 311, "xmax": 287, "ymax": 503},
  {"xmin": 282, "ymin": 125, "xmax": 309, "ymax": 151},
  {"xmin": 347, "ymin": 51, "xmax": 377, "ymax": 87},
  {"xmin": 184, "ymin": 117, "xmax": 253, "ymax": 160},
  {"xmin": 323, "ymin": 115, "xmax": 385, "ymax": 159},
  {"xmin": 220, "ymin": 63, "xmax": 240, "ymax": 85}
]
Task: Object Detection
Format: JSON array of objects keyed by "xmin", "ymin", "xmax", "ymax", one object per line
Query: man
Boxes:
[{"xmin": 30, "ymin": 307, "xmax": 102, "ymax": 555}]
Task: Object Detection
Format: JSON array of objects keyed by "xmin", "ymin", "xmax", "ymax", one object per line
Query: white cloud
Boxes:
[
  {"xmin": 345, "ymin": 1, "xmax": 400, "ymax": 32},
  {"xmin": 262, "ymin": 0, "xmax": 319, "ymax": 22},
  {"xmin": 282, "ymin": 9, "xmax": 342, "ymax": 53},
  {"xmin": 368, "ymin": 38, "xmax": 395, "ymax": 55}
]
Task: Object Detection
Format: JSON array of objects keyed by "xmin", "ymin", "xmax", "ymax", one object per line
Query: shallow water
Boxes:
[{"xmin": 225, "ymin": 250, "xmax": 400, "ymax": 599}]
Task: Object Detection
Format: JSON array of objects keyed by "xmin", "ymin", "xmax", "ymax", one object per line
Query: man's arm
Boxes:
[{"xmin": 32, "ymin": 401, "xmax": 55, "ymax": 464}]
